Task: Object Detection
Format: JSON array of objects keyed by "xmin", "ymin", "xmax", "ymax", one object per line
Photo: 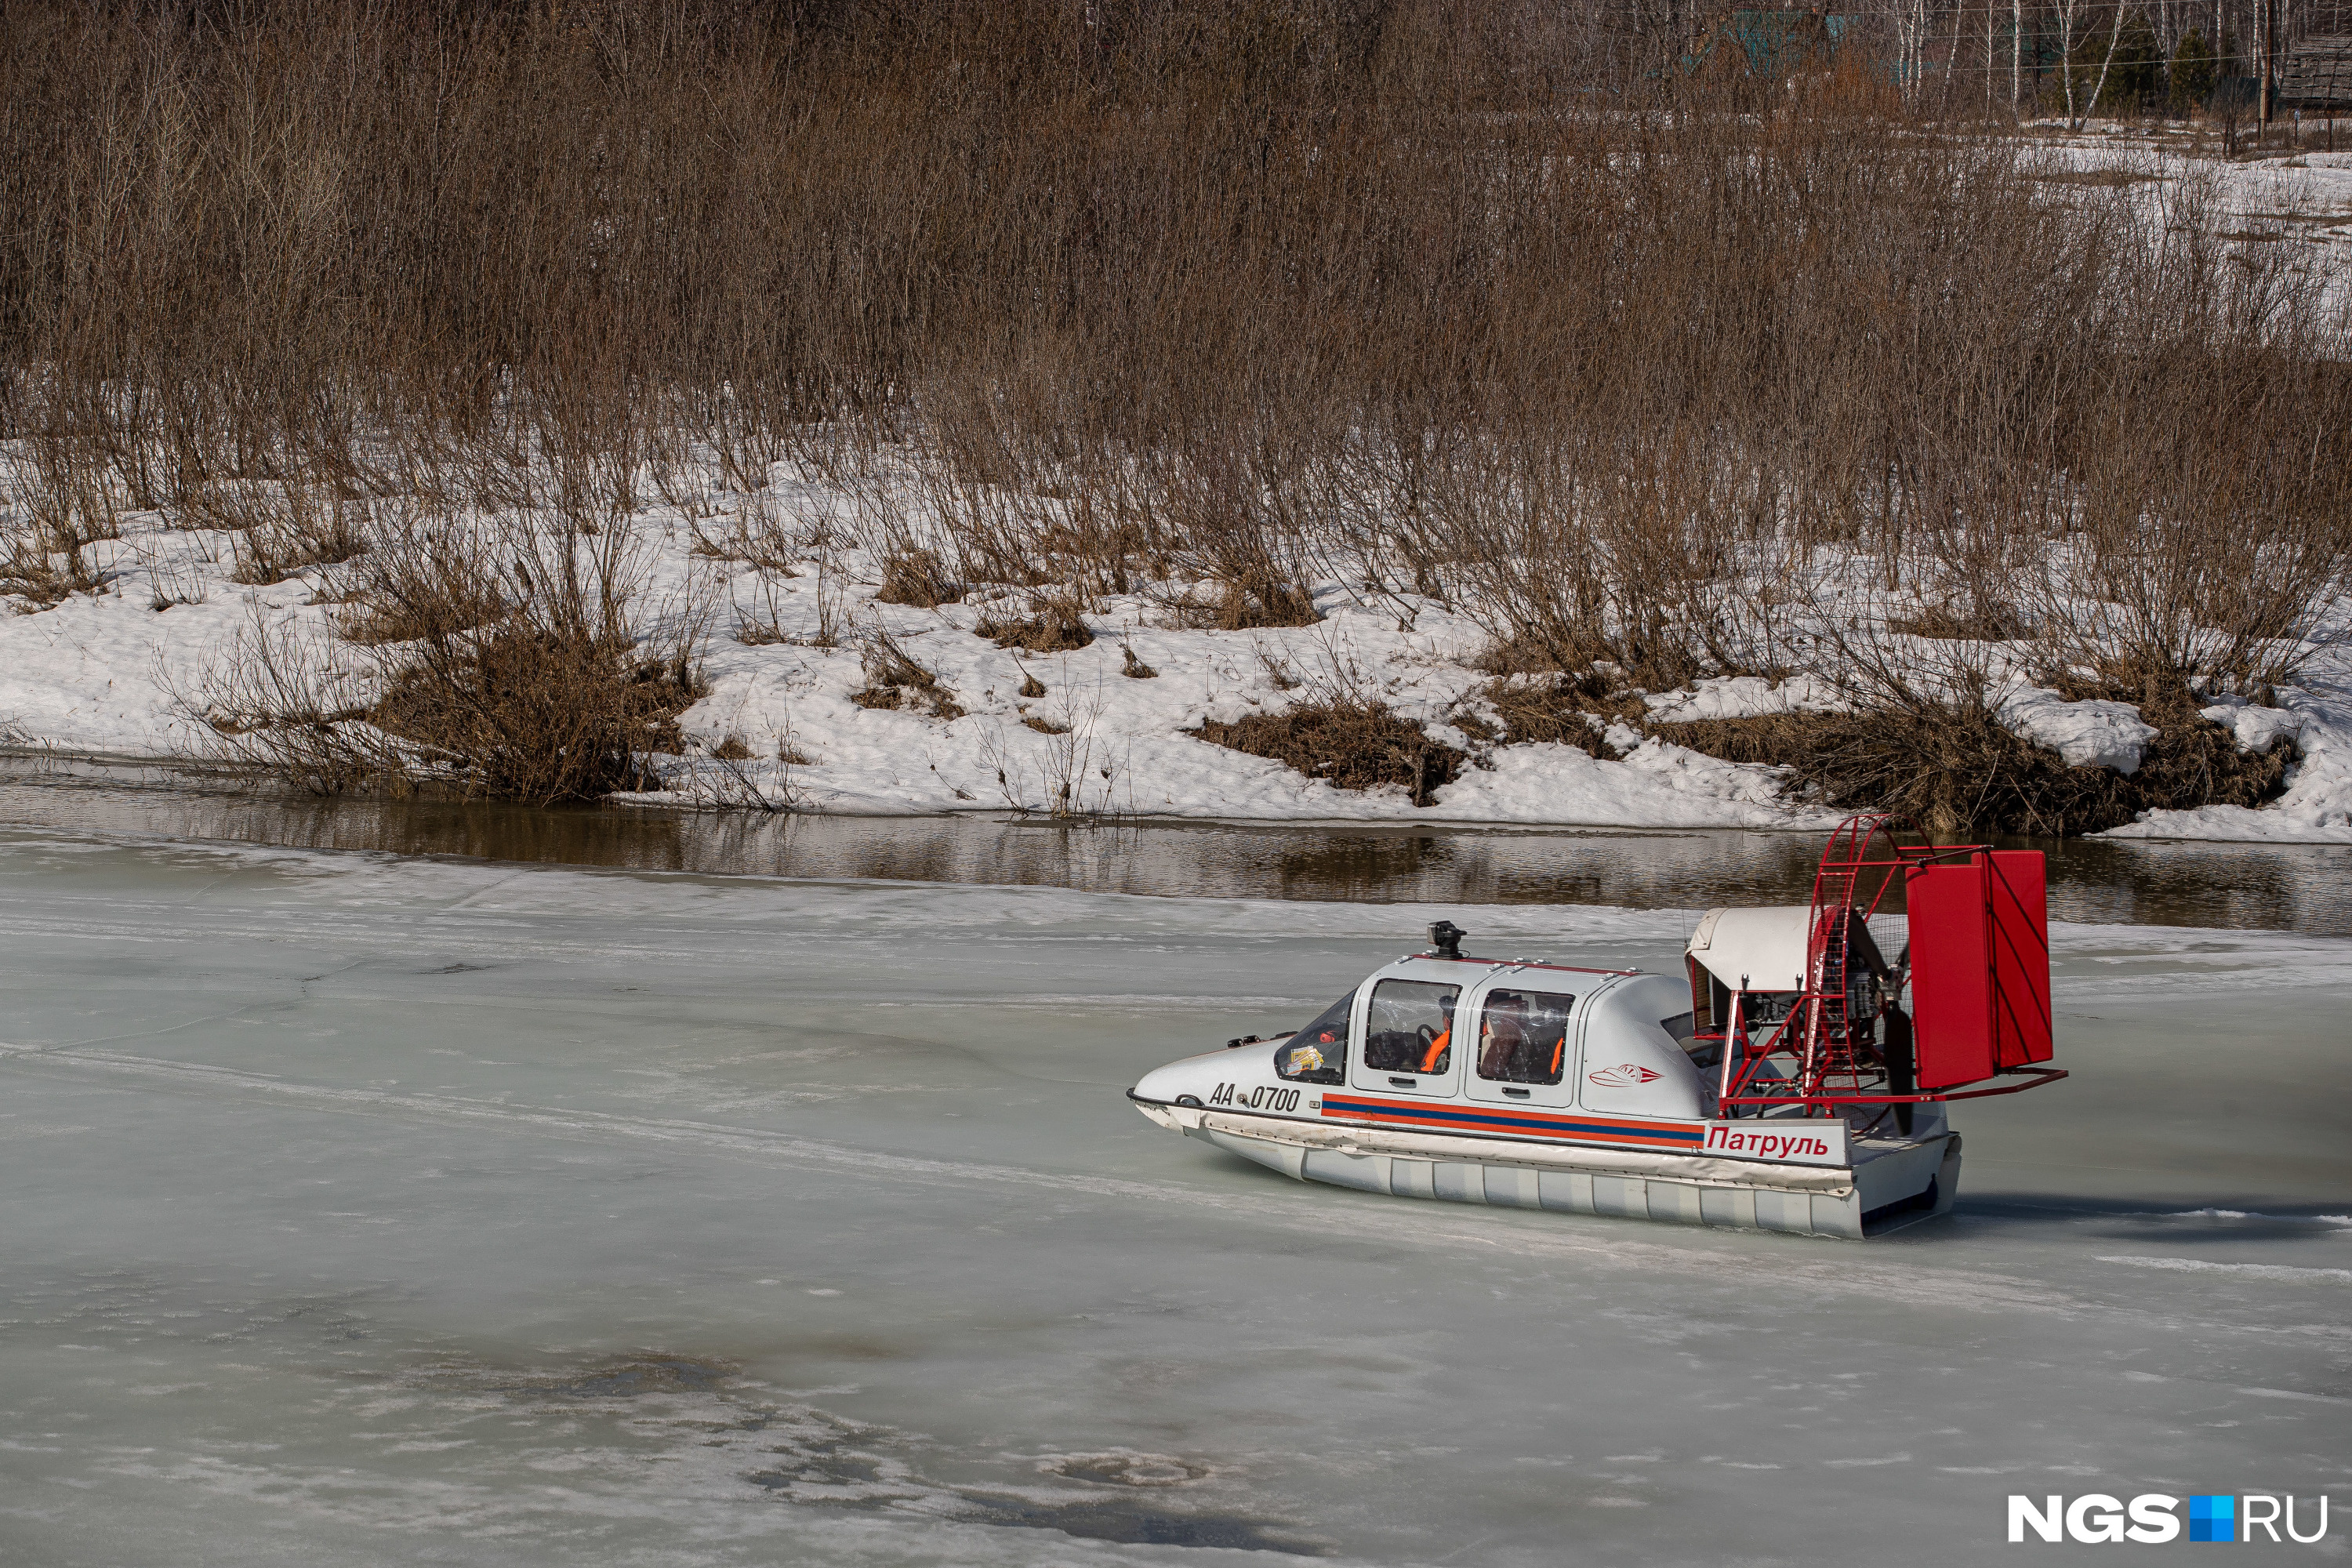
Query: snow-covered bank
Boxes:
[
  {"xmin": 2102, "ymin": 662, "xmax": 2352, "ymax": 842},
  {"xmin": 0, "ymin": 514, "xmax": 1836, "ymax": 828},
  {"xmin": 3, "ymin": 499, "xmax": 2347, "ymax": 838}
]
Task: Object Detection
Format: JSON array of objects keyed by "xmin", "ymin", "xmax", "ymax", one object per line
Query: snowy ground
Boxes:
[
  {"xmin": 1, "ymin": 832, "xmax": 2347, "ymax": 1566},
  {"xmin": 2036, "ymin": 129, "xmax": 2352, "ymax": 318},
  {"xmin": 3, "ymin": 488, "xmax": 2348, "ymax": 839},
  {"xmin": 0, "ymin": 504, "xmax": 1846, "ymax": 830}
]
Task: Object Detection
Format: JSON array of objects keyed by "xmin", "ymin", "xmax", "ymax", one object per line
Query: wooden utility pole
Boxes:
[{"xmin": 2259, "ymin": 0, "xmax": 2271, "ymax": 123}]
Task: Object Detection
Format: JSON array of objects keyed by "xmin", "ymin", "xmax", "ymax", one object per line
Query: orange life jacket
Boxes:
[{"xmin": 1420, "ymin": 1026, "xmax": 1450, "ymax": 1073}]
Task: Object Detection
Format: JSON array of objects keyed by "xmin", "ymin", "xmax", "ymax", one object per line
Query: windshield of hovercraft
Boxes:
[{"xmin": 1275, "ymin": 990, "xmax": 1354, "ymax": 1084}]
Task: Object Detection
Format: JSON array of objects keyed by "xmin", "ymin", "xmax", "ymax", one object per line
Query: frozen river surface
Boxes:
[{"xmin": 2, "ymin": 830, "xmax": 2347, "ymax": 1566}]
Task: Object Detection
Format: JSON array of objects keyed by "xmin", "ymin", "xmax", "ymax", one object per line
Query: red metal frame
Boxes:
[
  {"xmin": 1750, "ymin": 1066, "xmax": 2069, "ymax": 1105},
  {"xmin": 1704, "ymin": 814, "xmax": 2066, "ymax": 1116}
]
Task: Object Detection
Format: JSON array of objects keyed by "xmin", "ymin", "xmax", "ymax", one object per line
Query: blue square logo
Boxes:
[{"xmin": 2189, "ymin": 1495, "xmax": 2235, "ymax": 1543}]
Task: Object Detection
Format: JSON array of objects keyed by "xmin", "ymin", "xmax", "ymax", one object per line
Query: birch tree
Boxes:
[{"xmin": 2060, "ymin": 0, "xmax": 2136, "ymax": 126}]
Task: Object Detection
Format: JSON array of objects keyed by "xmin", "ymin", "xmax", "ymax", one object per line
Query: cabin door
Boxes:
[
  {"xmin": 1457, "ymin": 976, "xmax": 1581, "ymax": 1110},
  {"xmin": 1349, "ymin": 976, "xmax": 1465, "ymax": 1098}
]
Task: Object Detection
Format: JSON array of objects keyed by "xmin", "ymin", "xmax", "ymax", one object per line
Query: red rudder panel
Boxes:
[
  {"xmin": 1906, "ymin": 859, "xmax": 1994, "ymax": 1090},
  {"xmin": 1986, "ymin": 850, "xmax": 2053, "ymax": 1068}
]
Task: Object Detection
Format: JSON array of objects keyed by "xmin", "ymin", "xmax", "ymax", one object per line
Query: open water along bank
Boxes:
[
  {"xmin": 1, "ymin": 829, "xmax": 2347, "ymax": 1566},
  {"xmin": 6, "ymin": 750, "xmax": 2352, "ymax": 933}
]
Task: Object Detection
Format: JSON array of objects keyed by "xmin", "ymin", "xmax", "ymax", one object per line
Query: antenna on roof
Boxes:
[{"xmin": 1426, "ymin": 920, "xmax": 1465, "ymax": 960}]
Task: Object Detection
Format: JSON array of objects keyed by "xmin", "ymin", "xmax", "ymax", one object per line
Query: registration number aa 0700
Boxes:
[{"xmin": 1208, "ymin": 1083, "xmax": 1302, "ymax": 1112}]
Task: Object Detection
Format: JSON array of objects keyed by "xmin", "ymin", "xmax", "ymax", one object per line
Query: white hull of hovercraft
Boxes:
[{"xmin": 1134, "ymin": 1100, "xmax": 1961, "ymax": 1240}]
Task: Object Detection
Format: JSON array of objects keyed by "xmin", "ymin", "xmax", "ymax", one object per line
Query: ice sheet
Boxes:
[{"xmin": 1, "ymin": 832, "xmax": 2347, "ymax": 1566}]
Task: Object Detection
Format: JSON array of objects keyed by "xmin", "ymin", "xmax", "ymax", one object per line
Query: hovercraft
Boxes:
[{"xmin": 1128, "ymin": 815, "xmax": 2064, "ymax": 1240}]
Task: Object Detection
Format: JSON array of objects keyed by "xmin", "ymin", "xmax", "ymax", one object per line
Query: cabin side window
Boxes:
[
  {"xmin": 1275, "ymin": 990, "xmax": 1354, "ymax": 1084},
  {"xmin": 1363, "ymin": 980, "xmax": 1460, "ymax": 1073},
  {"xmin": 1474, "ymin": 989, "xmax": 1575, "ymax": 1085}
]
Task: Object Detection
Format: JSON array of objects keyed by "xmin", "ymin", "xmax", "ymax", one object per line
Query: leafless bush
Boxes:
[
  {"xmin": 1192, "ymin": 638, "xmax": 1465, "ymax": 806},
  {"xmin": 177, "ymin": 601, "xmax": 390, "ymax": 794},
  {"xmin": 186, "ymin": 504, "xmax": 703, "ymax": 802},
  {"xmin": 850, "ymin": 623, "xmax": 965, "ymax": 720},
  {"xmin": 367, "ymin": 624, "xmax": 695, "ymax": 802},
  {"xmin": 688, "ymin": 490, "xmax": 804, "ymax": 578},
  {"xmin": 1456, "ymin": 674, "xmax": 1631, "ymax": 760},
  {"xmin": 978, "ymin": 667, "xmax": 1127, "ymax": 818},
  {"xmin": 1651, "ymin": 695, "xmax": 2290, "ymax": 837},
  {"xmin": 227, "ymin": 492, "xmax": 368, "ymax": 586}
]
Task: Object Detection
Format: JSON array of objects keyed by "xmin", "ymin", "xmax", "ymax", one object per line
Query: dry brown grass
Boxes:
[
  {"xmin": 1464, "ymin": 673, "xmax": 1642, "ymax": 760},
  {"xmin": 1652, "ymin": 688, "xmax": 2291, "ymax": 837},
  {"xmin": 873, "ymin": 550, "xmax": 960, "ymax": 611},
  {"xmin": 1194, "ymin": 697, "xmax": 1465, "ymax": 808},
  {"xmin": 976, "ymin": 593, "xmax": 1095, "ymax": 654},
  {"xmin": 849, "ymin": 626, "xmax": 964, "ymax": 721}
]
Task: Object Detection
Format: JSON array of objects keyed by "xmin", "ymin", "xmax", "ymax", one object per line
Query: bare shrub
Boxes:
[
  {"xmin": 1254, "ymin": 645, "xmax": 1302, "ymax": 691},
  {"xmin": 2, "ymin": 435, "xmax": 120, "ymax": 605},
  {"xmin": 1464, "ymin": 675, "xmax": 1631, "ymax": 760},
  {"xmin": 186, "ymin": 503, "xmax": 703, "ymax": 802},
  {"xmin": 687, "ymin": 491, "xmax": 806, "ymax": 578},
  {"xmin": 850, "ymin": 625, "xmax": 964, "ymax": 720},
  {"xmin": 1886, "ymin": 604, "xmax": 2031, "ymax": 642},
  {"xmin": 178, "ymin": 603, "xmax": 389, "ymax": 794},
  {"xmin": 729, "ymin": 575, "xmax": 793, "ymax": 646},
  {"xmin": 2042, "ymin": 666, "xmax": 2297, "ymax": 812},
  {"xmin": 131, "ymin": 535, "xmax": 212, "ymax": 612},
  {"xmin": 1653, "ymin": 692, "xmax": 2290, "ymax": 838},
  {"xmin": 227, "ymin": 493, "xmax": 368, "ymax": 585},
  {"xmin": 368, "ymin": 626, "xmax": 695, "ymax": 802},
  {"xmin": 0, "ymin": 525, "xmax": 102, "ymax": 607},
  {"xmin": 977, "ymin": 669, "xmax": 1125, "ymax": 818}
]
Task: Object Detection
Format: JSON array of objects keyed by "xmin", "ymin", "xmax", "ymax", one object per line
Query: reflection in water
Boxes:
[{"xmin": 4, "ymin": 752, "xmax": 2347, "ymax": 932}]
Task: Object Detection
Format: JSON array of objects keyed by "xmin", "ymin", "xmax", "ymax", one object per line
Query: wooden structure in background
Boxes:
[{"xmin": 2278, "ymin": 34, "xmax": 2352, "ymax": 109}]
